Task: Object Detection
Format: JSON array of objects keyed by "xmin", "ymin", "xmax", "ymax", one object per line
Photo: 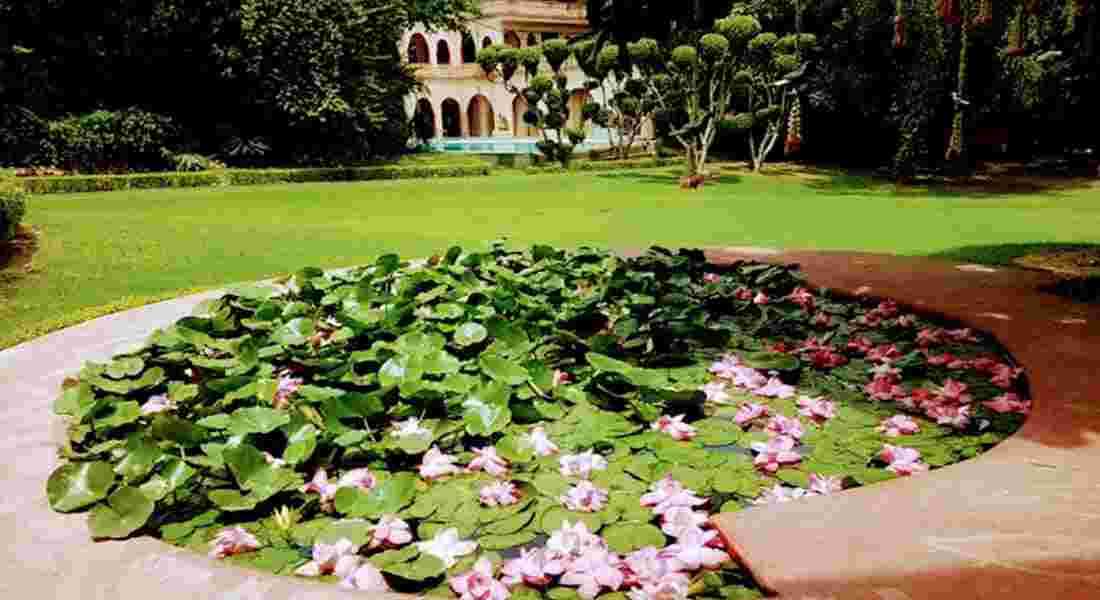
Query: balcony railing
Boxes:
[{"xmin": 480, "ymin": 0, "xmax": 587, "ymax": 24}]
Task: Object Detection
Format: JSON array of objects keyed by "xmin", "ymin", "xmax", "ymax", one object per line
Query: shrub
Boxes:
[
  {"xmin": 172, "ymin": 153, "xmax": 212, "ymax": 172},
  {"xmin": 38, "ymin": 109, "xmax": 178, "ymax": 173},
  {"xmin": 0, "ymin": 178, "xmax": 28, "ymax": 241}
]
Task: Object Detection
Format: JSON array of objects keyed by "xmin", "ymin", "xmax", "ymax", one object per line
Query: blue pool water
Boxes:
[{"xmin": 429, "ymin": 130, "xmax": 612, "ymax": 155}]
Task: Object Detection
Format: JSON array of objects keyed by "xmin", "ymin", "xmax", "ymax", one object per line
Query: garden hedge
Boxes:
[
  {"xmin": 19, "ymin": 164, "xmax": 492, "ymax": 195},
  {"xmin": 0, "ymin": 178, "xmax": 28, "ymax": 240}
]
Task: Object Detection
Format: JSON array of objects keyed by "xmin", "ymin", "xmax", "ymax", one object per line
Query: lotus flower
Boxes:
[
  {"xmin": 295, "ymin": 538, "xmax": 360, "ymax": 577},
  {"xmin": 141, "ymin": 394, "xmax": 176, "ymax": 416},
  {"xmin": 983, "ymin": 392, "xmax": 1030, "ymax": 414},
  {"xmin": 524, "ymin": 426, "xmax": 560, "ymax": 457},
  {"xmin": 651, "ymin": 414, "xmax": 696, "ymax": 441},
  {"xmin": 796, "ymin": 395, "xmax": 836, "ymax": 424},
  {"xmin": 734, "ymin": 402, "xmax": 769, "ymax": 426},
  {"xmin": 701, "ymin": 381, "xmax": 731, "ymax": 404},
  {"xmin": 753, "ymin": 291, "xmax": 770, "ymax": 305},
  {"xmin": 501, "ymin": 548, "xmax": 567, "ymax": 587},
  {"xmin": 754, "ymin": 376, "xmax": 795, "ymax": 398},
  {"xmin": 788, "ymin": 287, "xmax": 815, "ymax": 311},
  {"xmin": 368, "ymin": 515, "xmax": 413, "ymax": 549},
  {"xmin": 750, "ymin": 436, "xmax": 802, "ymax": 473},
  {"xmin": 560, "ymin": 548, "xmax": 625, "ymax": 599},
  {"xmin": 765, "ymin": 414, "xmax": 805, "ymax": 440},
  {"xmin": 546, "ymin": 520, "xmax": 607, "ymax": 560},
  {"xmin": 391, "ymin": 417, "xmax": 432, "ymax": 439},
  {"xmin": 878, "ymin": 415, "xmax": 920, "ymax": 437},
  {"xmin": 660, "ymin": 506, "xmax": 709, "ymax": 538},
  {"xmin": 481, "ymin": 481, "xmax": 523, "ymax": 507},
  {"xmin": 553, "ymin": 370, "xmax": 573, "ymax": 387},
  {"xmin": 990, "ymin": 364, "xmax": 1024, "ymax": 389},
  {"xmin": 807, "ymin": 473, "xmax": 844, "ymax": 495},
  {"xmin": 209, "ymin": 526, "xmax": 261, "ymax": 558},
  {"xmin": 662, "ymin": 527, "xmax": 729, "ymax": 571},
  {"xmin": 420, "ymin": 446, "xmax": 461, "ymax": 479},
  {"xmin": 703, "ymin": 273, "xmax": 721, "ymax": 284},
  {"xmin": 559, "ymin": 450, "xmax": 608, "ymax": 479},
  {"xmin": 340, "ymin": 561, "xmax": 391, "ymax": 592},
  {"xmin": 560, "ymin": 481, "xmax": 608, "ymax": 512},
  {"xmin": 273, "ymin": 373, "xmax": 303, "ymax": 409},
  {"xmin": 753, "ymin": 484, "xmax": 810, "ymax": 505},
  {"xmin": 846, "ymin": 337, "xmax": 874, "ymax": 354},
  {"xmin": 450, "ymin": 557, "xmax": 510, "ymax": 600},
  {"xmin": 640, "ymin": 476, "xmax": 707, "ymax": 515},
  {"xmin": 467, "ymin": 446, "xmax": 510, "ymax": 477},
  {"xmin": 880, "ymin": 444, "xmax": 929, "ymax": 476},
  {"xmin": 417, "ymin": 528, "xmax": 478, "ymax": 568}
]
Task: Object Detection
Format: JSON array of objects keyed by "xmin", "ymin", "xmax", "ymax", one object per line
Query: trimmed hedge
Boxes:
[
  {"xmin": 521, "ymin": 156, "xmax": 685, "ymax": 175},
  {"xmin": 1, "ymin": 178, "xmax": 28, "ymax": 241},
  {"xmin": 20, "ymin": 163, "xmax": 492, "ymax": 195}
]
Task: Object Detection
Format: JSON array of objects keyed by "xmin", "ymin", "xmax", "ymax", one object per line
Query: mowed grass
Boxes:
[{"xmin": 4, "ymin": 166, "xmax": 1100, "ymax": 348}]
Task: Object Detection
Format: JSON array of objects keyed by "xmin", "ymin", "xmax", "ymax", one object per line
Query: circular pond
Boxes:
[{"xmin": 46, "ymin": 245, "xmax": 1028, "ymax": 600}]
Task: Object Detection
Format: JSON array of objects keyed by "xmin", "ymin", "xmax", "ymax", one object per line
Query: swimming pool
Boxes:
[{"xmin": 428, "ymin": 130, "xmax": 613, "ymax": 154}]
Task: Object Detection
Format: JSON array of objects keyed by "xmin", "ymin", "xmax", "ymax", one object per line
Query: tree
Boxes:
[
  {"xmin": 572, "ymin": 40, "xmax": 656, "ymax": 160},
  {"xmin": 478, "ymin": 40, "xmax": 591, "ymax": 167}
]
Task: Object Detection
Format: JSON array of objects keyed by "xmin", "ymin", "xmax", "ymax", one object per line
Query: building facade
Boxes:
[{"xmin": 400, "ymin": 0, "xmax": 594, "ymax": 141}]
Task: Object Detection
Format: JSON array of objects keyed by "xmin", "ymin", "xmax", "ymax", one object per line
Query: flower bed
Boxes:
[{"xmin": 46, "ymin": 245, "xmax": 1027, "ymax": 600}]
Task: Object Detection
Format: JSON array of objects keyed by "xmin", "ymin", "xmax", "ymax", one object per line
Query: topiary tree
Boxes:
[
  {"xmin": 478, "ymin": 40, "xmax": 590, "ymax": 167},
  {"xmin": 573, "ymin": 39, "xmax": 657, "ymax": 160}
]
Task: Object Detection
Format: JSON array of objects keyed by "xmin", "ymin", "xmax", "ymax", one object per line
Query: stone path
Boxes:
[
  {"xmin": 705, "ymin": 250, "xmax": 1100, "ymax": 600},
  {"xmin": 2, "ymin": 251, "xmax": 1098, "ymax": 599}
]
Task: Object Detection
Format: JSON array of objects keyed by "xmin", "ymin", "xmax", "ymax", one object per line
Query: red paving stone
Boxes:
[{"xmin": 705, "ymin": 250, "xmax": 1100, "ymax": 600}]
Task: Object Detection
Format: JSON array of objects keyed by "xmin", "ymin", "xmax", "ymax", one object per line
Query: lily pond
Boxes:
[{"xmin": 47, "ymin": 245, "xmax": 1028, "ymax": 600}]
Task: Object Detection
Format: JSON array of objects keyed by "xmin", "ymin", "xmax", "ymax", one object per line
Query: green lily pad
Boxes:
[
  {"xmin": 47, "ymin": 461, "xmax": 115, "ymax": 512},
  {"xmin": 602, "ymin": 521, "xmax": 666, "ymax": 553},
  {"xmin": 480, "ymin": 354, "xmax": 530, "ymax": 385},
  {"xmin": 335, "ymin": 472, "xmax": 418, "ymax": 518},
  {"xmin": 383, "ymin": 553, "xmax": 447, "ymax": 581},
  {"xmin": 88, "ymin": 486, "xmax": 155, "ymax": 539},
  {"xmin": 480, "ymin": 530, "xmax": 538, "ymax": 550},
  {"xmin": 454, "ymin": 322, "xmax": 489, "ymax": 347}
]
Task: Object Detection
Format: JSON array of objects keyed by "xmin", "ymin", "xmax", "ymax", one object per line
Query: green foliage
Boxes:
[
  {"xmin": 39, "ymin": 109, "xmax": 177, "ymax": 173},
  {"xmin": 717, "ymin": 15, "xmax": 763, "ymax": 45},
  {"xmin": 542, "ymin": 39, "xmax": 572, "ymax": 72},
  {"xmin": 699, "ymin": 34, "xmax": 731, "ymax": 61},
  {"xmin": 0, "ymin": 178, "xmax": 27, "ymax": 240},
  {"xmin": 747, "ymin": 32, "xmax": 778, "ymax": 53},
  {"xmin": 627, "ymin": 38, "xmax": 660, "ymax": 67},
  {"xmin": 670, "ymin": 45, "xmax": 699, "ymax": 70}
]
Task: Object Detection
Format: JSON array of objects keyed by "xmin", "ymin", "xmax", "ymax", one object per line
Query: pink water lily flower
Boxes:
[
  {"xmin": 753, "ymin": 291, "xmax": 770, "ymax": 305},
  {"xmin": 651, "ymin": 414, "xmax": 697, "ymax": 441},
  {"xmin": 340, "ymin": 561, "xmax": 391, "ymax": 592},
  {"xmin": 708, "ymin": 355, "xmax": 742, "ymax": 379},
  {"xmin": 926, "ymin": 403, "xmax": 971, "ymax": 429},
  {"xmin": 970, "ymin": 357, "xmax": 1000, "ymax": 372},
  {"xmin": 560, "ymin": 548, "xmax": 625, "ymax": 599},
  {"xmin": 368, "ymin": 515, "xmax": 413, "ymax": 549},
  {"xmin": 141, "ymin": 394, "xmax": 176, "ymax": 416},
  {"xmin": 450, "ymin": 557, "xmax": 510, "ymax": 600},
  {"xmin": 878, "ymin": 415, "xmax": 920, "ymax": 437},
  {"xmin": 701, "ymin": 381, "xmax": 732, "ymax": 404},
  {"xmin": 753, "ymin": 484, "xmax": 810, "ymax": 505},
  {"xmin": 524, "ymin": 426, "xmax": 560, "ymax": 457},
  {"xmin": 869, "ymin": 363, "xmax": 901, "ymax": 380},
  {"xmin": 808, "ymin": 473, "xmax": 844, "ymax": 495},
  {"xmin": 880, "ymin": 444, "xmax": 929, "ymax": 476},
  {"xmin": 295, "ymin": 538, "xmax": 360, "ymax": 577},
  {"xmin": 867, "ymin": 344, "xmax": 902, "ymax": 363},
  {"xmin": 420, "ymin": 446, "xmax": 461, "ymax": 479},
  {"xmin": 209, "ymin": 526, "xmax": 261, "ymax": 558},
  {"xmin": 734, "ymin": 287, "xmax": 754, "ymax": 301},
  {"xmin": 467, "ymin": 446, "xmax": 510, "ymax": 476},
  {"xmin": 623, "ymin": 547, "xmax": 682, "ymax": 587},
  {"xmin": 560, "ymin": 481, "xmax": 609, "ymax": 512},
  {"xmin": 501, "ymin": 548, "xmax": 567, "ymax": 587},
  {"xmin": 935, "ymin": 379, "xmax": 972, "ymax": 404},
  {"xmin": 990, "ymin": 364, "xmax": 1024, "ymax": 389},
  {"xmin": 946, "ymin": 328, "xmax": 978, "ymax": 342},
  {"xmin": 660, "ymin": 506, "xmax": 709, "ymax": 538},
  {"xmin": 662, "ymin": 527, "xmax": 729, "ymax": 571},
  {"xmin": 417, "ymin": 528, "xmax": 478, "ymax": 568},
  {"xmin": 481, "ymin": 481, "xmax": 523, "ymax": 507},
  {"xmin": 916, "ymin": 328, "xmax": 946, "ymax": 347},
  {"xmin": 627, "ymin": 573, "xmax": 692, "ymax": 600},
  {"xmin": 391, "ymin": 417, "xmax": 432, "ymax": 438},
  {"xmin": 301, "ymin": 467, "xmax": 375, "ymax": 512},
  {"xmin": 796, "ymin": 395, "xmax": 836, "ymax": 424},
  {"xmin": 765, "ymin": 414, "xmax": 805, "ymax": 440},
  {"xmin": 553, "ymin": 370, "xmax": 573, "ymax": 387},
  {"xmin": 896, "ymin": 314, "xmax": 917, "ymax": 327},
  {"xmin": 703, "ymin": 272, "xmax": 721, "ymax": 284},
  {"xmin": 808, "ymin": 349, "xmax": 848, "ymax": 369},
  {"xmin": 734, "ymin": 402, "xmax": 769, "ymax": 426},
  {"xmin": 640, "ymin": 476, "xmax": 707, "ymax": 515},
  {"xmin": 559, "ymin": 450, "xmax": 608, "ymax": 479},
  {"xmin": 983, "ymin": 392, "xmax": 1030, "ymax": 414},
  {"xmin": 846, "ymin": 336, "xmax": 874, "ymax": 354},
  {"xmin": 754, "ymin": 376, "xmax": 796, "ymax": 399},
  {"xmin": 338, "ymin": 468, "xmax": 376, "ymax": 490},
  {"xmin": 750, "ymin": 436, "xmax": 802, "ymax": 473},
  {"xmin": 788, "ymin": 287, "xmax": 815, "ymax": 311},
  {"xmin": 546, "ymin": 520, "xmax": 607, "ymax": 560},
  {"xmin": 864, "ymin": 375, "xmax": 905, "ymax": 401},
  {"xmin": 811, "ymin": 312, "xmax": 834, "ymax": 328},
  {"xmin": 273, "ymin": 373, "xmax": 303, "ymax": 409}
]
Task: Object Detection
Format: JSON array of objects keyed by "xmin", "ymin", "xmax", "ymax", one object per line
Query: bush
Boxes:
[
  {"xmin": 39, "ymin": 109, "xmax": 178, "ymax": 173},
  {"xmin": 0, "ymin": 178, "xmax": 28, "ymax": 241}
]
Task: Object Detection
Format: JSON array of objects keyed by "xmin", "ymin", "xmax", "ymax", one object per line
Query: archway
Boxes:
[
  {"xmin": 441, "ymin": 98, "xmax": 462, "ymax": 137},
  {"xmin": 526, "ymin": 33, "xmax": 538, "ymax": 47},
  {"xmin": 407, "ymin": 34, "xmax": 429, "ymax": 64},
  {"xmin": 436, "ymin": 40, "xmax": 451, "ymax": 65},
  {"xmin": 468, "ymin": 95, "xmax": 495, "ymax": 138},
  {"xmin": 504, "ymin": 31, "xmax": 521, "ymax": 48},
  {"xmin": 462, "ymin": 33, "xmax": 477, "ymax": 63},
  {"xmin": 513, "ymin": 95, "xmax": 536, "ymax": 138},
  {"xmin": 482, "ymin": 36, "xmax": 493, "ymax": 49},
  {"xmin": 413, "ymin": 99, "xmax": 436, "ymax": 141}
]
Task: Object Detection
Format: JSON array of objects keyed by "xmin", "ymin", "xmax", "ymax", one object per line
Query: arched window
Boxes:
[
  {"xmin": 407, "ymin": 33, "xmax": 429, "ymax": 64},
  {"xmin": 526, "ymin": 33, "xmax": 538, "ymax": 47},
  {"xmin": 441, "ymin": 99, "xmax": 462, "ymax": 137},
  {"xmin": 414, "ymin": 99, "xmax": 436, "ymax": 141},
  {"xmin": 504, "ymin": 31, "xmax": 521, "ymax": 48},
  {"xmin": 468, "ymin": 95, "xmax": 495, "ymax": 138},
  {"xmin": 436, "ymin": 40, "xmax": 452, "ymax": 65},
  {"xmin": 462, "ymin": 33, "xmax": 477, "ymax": 63}
]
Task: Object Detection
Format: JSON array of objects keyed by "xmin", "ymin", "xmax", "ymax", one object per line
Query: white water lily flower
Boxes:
[
  {"xmin": 209, "ymin": 526, "xmax": 261, "ymax": 559},
  {"xmin": 651, "ymin": 415, "xmax": 696, "ymax": 441},
  {"xmin": 546, "ymin": 520, "xmax": 606, "ymax": 560},
  {"xmin": 340, "ymin": 561, "xmax": 391, "ymax": 592},
  {"xmin": 295, "ymin": 538, "xmax": 360, "ymax": 576},
  {"xmin": 524, "ymin": 426, "xmax": 559, "ymax": 457},
  {"xmin": 480, "ymin": 481, "xmax": 522, "ymax": 507},
  {"xmin": 141, "ymin": 394, "xmax": 176, "ymax": 416},
  {"xmin": 450, "ymin": 557, "xmax": 510, "ymax": 600},
  {"xmin": 416, "ymin": 527, "xmax": 478, "ymax": 568},
  {"xmin": 301, "ymin": 467, "xmax": 376, "ymax": 512},
  {"xmin": 368, "ymin": 514, "xmax": 413, "ymax": 549},
  {"xmin": 467, "ymin": 446, "xmax": 510, "ymax": 476},
  {"xmin": 660, "ymin": 506, "xmax": 709, "ymax": 538},
  {"xmin": 420, "ymin": 446, "xmax": 461, "ymax": 479},
  {"xmin": 560, "ymin": 481, "xmax": 608, "ymax": 512},
  {"xmin": 501, "ymin": 548, "xmax": 567, "ymax": 587},
  {"xmin": 559, "ymin": 547, "xmax": 625, "ymax": 599},
  {"xmin": 559, "ymin": 450, "xmax": 608, "ymax": 479},
  {"xmin": 662, "ymin": 527, "xmax": 729, "ymax": 571},
  {"xmin": 627, "ymin": 573, "xmax": 692, "ymax": 600},
  {"xmin": 391, "ymin": 417, "xmax": 432, "ymax": 438}
]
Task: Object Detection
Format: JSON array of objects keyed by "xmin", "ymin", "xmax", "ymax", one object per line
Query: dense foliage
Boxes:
[
  {"xmin": 0, "ymin": 177, "xmax": 27, "ymax": 240},
  {"xmin": 48, "ymin": 244, "xmax": 1026, "ymax": 597}
]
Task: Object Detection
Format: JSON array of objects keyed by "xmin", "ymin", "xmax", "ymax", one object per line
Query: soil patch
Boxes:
[{"xmin": 0, "ymin": 225, "xmax": 39, "ymax": 274}]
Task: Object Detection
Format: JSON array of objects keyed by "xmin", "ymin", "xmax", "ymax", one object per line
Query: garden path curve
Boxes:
[
  {"xmin": 704, "ymin": 250, "xmax": 1100, "ymax": 600},
  {"xmin": 1, "ymin": 251, "xmax": 1098, "ymax": 600}
]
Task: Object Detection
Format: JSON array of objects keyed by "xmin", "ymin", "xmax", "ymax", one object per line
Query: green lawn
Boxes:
[{"xmin": 4, "ymin": 166, "xmax": 1100, "ymax": 349}]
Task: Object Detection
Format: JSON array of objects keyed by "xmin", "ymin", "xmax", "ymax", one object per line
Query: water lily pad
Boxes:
[
  {"xmin": 370, "ymin": 545, "xmax": 420, "ymax": 568},
  {"xmin": 602, "ymin": 521, "xmax": 666, "ymax": 553},
  {"xmin": 740, "ymin": 351, "xmax": 800, "ymax": 370},
  {"xmin": 47, "ymin": 461, "xmax": 115, "ymax": 512},
  {"xmin": 540, "ymin": 507, "xmax": 603, "ymax": 533},
  {"xmin": 335, "ymin": 472, "xmax": 418, "ymax": 518},
  {"xmin": 454, "ymin": 322, "xmax": 489, "ymax": 347},
  {"xmin": 105, "ymin": 357, "xmax": 145, "ymax": 379},
  {"xmin": 480, "ymin": 530, "xmax": 538, "ymax": 550},
  {"xmin": 383, "ymin": 553, "xmax": 447, "ymax": 581},
  {"xmin": 88, "ymin": 486, "xmax": 155, "ymax": 539},
  {"xmin": 480, "ymin": 354, "xmax": 530, "ymax": 385}
]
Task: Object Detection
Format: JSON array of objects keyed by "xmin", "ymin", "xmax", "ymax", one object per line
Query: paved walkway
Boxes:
[
  {"xmin": 706, "ymin": 250, "xmax": 1100, "ymax": 600},
  {"xmin": 1, "ymin": 251, "xmax": 1098, "ymax": 600}
]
